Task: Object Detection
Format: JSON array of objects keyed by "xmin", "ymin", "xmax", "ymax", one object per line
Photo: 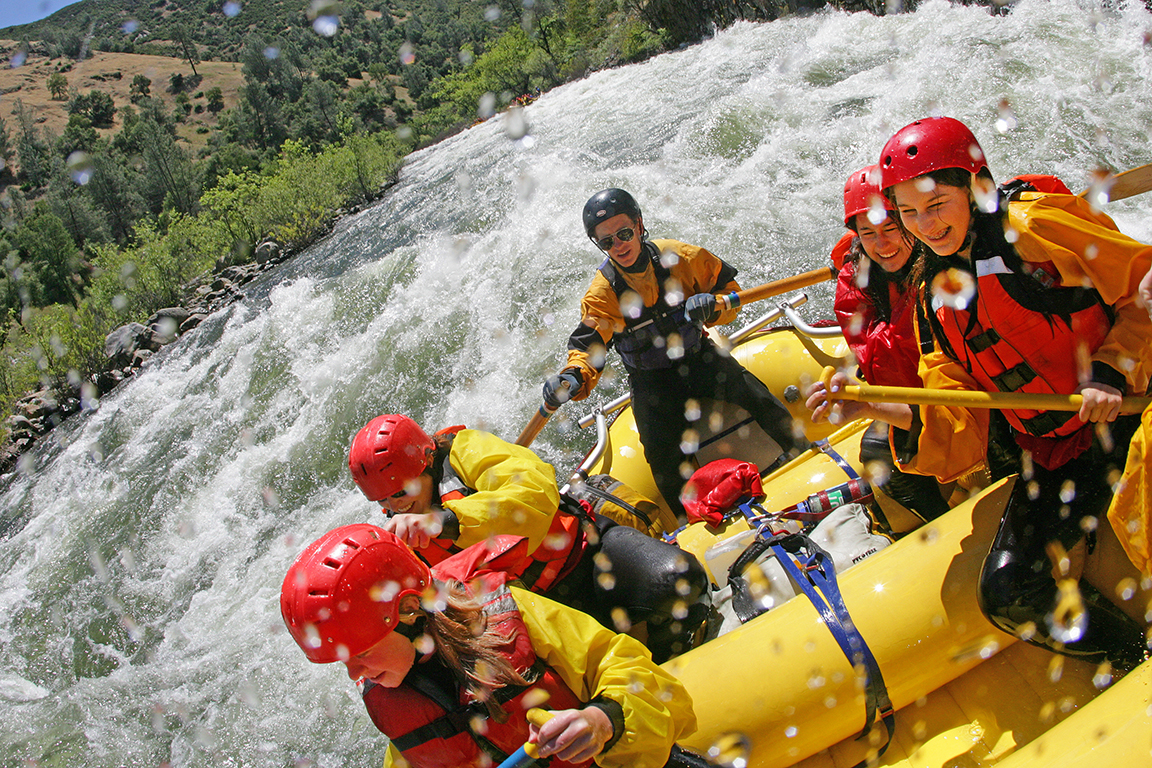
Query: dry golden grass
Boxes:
[{"xmin": 0, "ymin": 42, "xmax": 245, "ymax": 157}]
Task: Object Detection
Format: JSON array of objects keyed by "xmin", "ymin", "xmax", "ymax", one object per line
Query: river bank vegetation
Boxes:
[{"xmin": 0, "ymin": 0, "xmax": 899, "ymax": 438}]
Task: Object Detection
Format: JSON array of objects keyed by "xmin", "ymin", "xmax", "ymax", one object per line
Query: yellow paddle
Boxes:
[
  {"xmin": 717, "ymin": 265, "xmax": 837, "ymax": 312},
  {"xmin": 1079, "ymin": 163, "xmax": 1152, "ymax": 203},
  {"xmin": 818, "ymin": 367, "xmax": 1152, "ymax": 414},
  {"xmin": 516, "ymin": 403, "xmax": 557, "ymax": 447}
]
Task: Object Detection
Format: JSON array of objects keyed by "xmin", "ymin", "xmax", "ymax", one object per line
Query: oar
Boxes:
[
  {"xmin": 1078, "ymin": 163, "xmax": 1152, "ymax": 203},
  {"xmin": 718, "ymin": 265, "xmax": 837, "ymax": 312},
  {"xmin": 496, "ymin": 708, "xmax": 552, "ymax": 768},
  {"xmin": 819, "ymin": 367, "xmax": 1152, "ymax": 414},
  {"xmin": 516, "ymin": 402, "xmax": 557, "ymax": 447}
]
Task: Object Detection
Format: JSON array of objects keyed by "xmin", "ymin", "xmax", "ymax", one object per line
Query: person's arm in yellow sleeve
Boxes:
[
  {"xmin": 441, "ymin": 430, "xmax": 561, "ymax": 553},
  {"xmin": 676, "ymin": 241, "xmax": 742, "ymax": 326},
  {"xmin": 559, "ymin": 275, "xmax": 622, "ymax": 400},
  {"xmin": 510, "ymin": 586, "xmax": 697, "ymax": 768},
  {"xmin": 1011, "ymin": 194, "xmax": 1152, "ymax": 396}
]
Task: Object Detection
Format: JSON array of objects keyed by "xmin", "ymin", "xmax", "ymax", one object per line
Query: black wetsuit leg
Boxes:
[
  {"xmin": 628, "ymin": 340, "xmax": 803, "ymax": 519},
  {"xmin": 628, "ymin": 367, "xmax": 698, "ymax": 520},
  {"xmin": 978, "ymin": 415, "xmax": 1146, "ymax": 671}
]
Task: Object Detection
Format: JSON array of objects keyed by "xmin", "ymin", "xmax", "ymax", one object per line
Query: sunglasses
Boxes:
[{"xmin": 595, "ymin": 227, "xmax": 636, "ymax": 251}]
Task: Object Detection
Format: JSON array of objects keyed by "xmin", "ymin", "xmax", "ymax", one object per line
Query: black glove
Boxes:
[
  {"xmin": 684, "ymin": 292, "xmax": 718, "ymax": 325},
  {"xmin": 542, "ymin": 370, "xmax": 581, "ymax": 409}
]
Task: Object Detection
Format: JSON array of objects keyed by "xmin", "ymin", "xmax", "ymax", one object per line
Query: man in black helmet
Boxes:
[{"xmin": 542, "ymin": 188, "xmax": 808, "ymax": 520}]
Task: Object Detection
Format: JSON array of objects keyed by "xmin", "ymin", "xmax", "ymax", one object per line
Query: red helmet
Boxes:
[
  {"xmin": 348, "ymin": 414, "xmax": 435, "ymax": 501},
  {"xmin": 280, "ymin": 524, "xmax": 432, "ymax": 663},
  {"xmin": 842, "ymin": 165, "xmax": 893, "ymax": 228},
  {"xmin": 878, "ymin": 117, "xmax": 989, "ymax": 190}
]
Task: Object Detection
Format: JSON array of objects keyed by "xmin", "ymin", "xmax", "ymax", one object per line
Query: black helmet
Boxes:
[{"xmin": 582, "ymin": 188, "xmax": 642, "ymax": 239}]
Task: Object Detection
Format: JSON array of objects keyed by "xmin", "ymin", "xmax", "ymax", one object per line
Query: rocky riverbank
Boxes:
[{"xmin": 0, "ymin": 240, "xmax": 292, "ymax": 478}]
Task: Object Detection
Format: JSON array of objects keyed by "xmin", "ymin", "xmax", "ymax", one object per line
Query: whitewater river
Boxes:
[{"xmin": 3, "ymin": 0, "xmax": 1152, "ymax": 764}]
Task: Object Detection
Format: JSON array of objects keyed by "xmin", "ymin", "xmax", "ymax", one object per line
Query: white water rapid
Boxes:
[{"xmin": 3, "ymin": 0, "xmax": 1152, "ymax": 764}]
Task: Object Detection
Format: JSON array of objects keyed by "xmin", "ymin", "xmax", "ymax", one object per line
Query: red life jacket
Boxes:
[
  {"xmin": 419, "ymin": 428, "xmax": 588, "ymax": 591},
  {"xmin": 926, "ymin": 208, "xmax": 1112, "ymax": 469},
  {"xmin": 359, "ymin": 552, "xmax": 586, "ymax": 768}
]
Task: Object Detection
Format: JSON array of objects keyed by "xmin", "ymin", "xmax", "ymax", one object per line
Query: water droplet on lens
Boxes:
[
  {"xmin": 67, "ymin": 151, "xmax": 95, "ymax": 185},
  {"xmin": 930, "ymin": 268, "xmax": 975, "ymax": 310},
  {"xmin": 313, "ymin": 16, "xmax": 339, "ymax": 36},
  {"xmin": 708, "ymin": 732, "xmax": 751, "ymax": 768},
  {"xmin": 1046, "ymin": 579, "xmax": 1087, "ymax": 643}
]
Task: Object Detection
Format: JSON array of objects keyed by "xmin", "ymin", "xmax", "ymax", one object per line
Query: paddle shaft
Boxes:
[
  {"xmin": 719, "ymin": 265, "xmax": 837, "ymax": 312},
  {"xmin": 826, "ymin": 380, "xmax": 1151, "ymax": 414},
  {"xmin": 495, "ymin": 709, "xmax": 553, "ymax": 768},
  {"xmin": 1078, "ymin": 163, "xmax": 1152, "ymax": 203},
  {"xmin": 515, "ymin": 404, "xmax": 556, "ymax": 447}
]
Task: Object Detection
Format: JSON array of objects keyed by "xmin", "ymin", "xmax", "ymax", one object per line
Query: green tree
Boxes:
[
  {"xmin": 47, "ymin": 72, "xmax": 69, "ymax": 100},
  {"xmin": 14, "ymin": 100, "xmax": 53, "ymax": 189},
  {"xmin": 0, "ymin": 116, "xmax": 12, "ymax": 178},
  {"xmin": 173, "ymin": 23, "xmax": 201, "ymax": 79},
  {"xmin": 45, "ymin": 173, "xmax": 110, "ymax": 249},
  {"xmin": 68, "ymin": 91, "xmax": 117, "ymax": 128},
  {"xmin": 205, "ymin": 86, "xmax": 224, "ymax": 114},
  {"xmin": 58, "ymin": 114, "xmax": 99, "ymax": 157},
  {"xmin": 129, "ymin": 74, "xmax": 151, "ymax": 102},
  {"xmin": 13, "ymin": 205, "xmax": 83, "ymax": 307},
  {"xmin": 86, "ymin": 150, "xmax": 146, "ymax": 243},
  {"xmin": 137, "ymin": 118, "xmax": 200, "ymax": 214}
]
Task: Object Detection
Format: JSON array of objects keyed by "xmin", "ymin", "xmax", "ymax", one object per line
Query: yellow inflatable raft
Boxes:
[{"xmin": 573, "ymin": 315, "xmax": 1151, "ymax": 768}]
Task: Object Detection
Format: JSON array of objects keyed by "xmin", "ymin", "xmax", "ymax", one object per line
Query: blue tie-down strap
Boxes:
[
  {"xmin": 769, "ymin": 534, "xmax": 895, "ymax": 763},
  {"xmin": 815, "ymin": 438, "xmax": 861, "ymax": 480}
]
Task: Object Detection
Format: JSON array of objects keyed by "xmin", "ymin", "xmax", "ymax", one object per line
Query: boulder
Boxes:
[
  {"xmin": 255, "ymin": 240, "xmax": 282, "ymax": 264},
  {"xmin": 180, "ymin": 313, "xmax": 207, "ymax": 334},
  {"xmin": 104, "ymin": 323, "xmax": 159, "ymax": 368},
  {"xmin": 147, "ymin": 307, "xmax": 191, "ymax": 344}
]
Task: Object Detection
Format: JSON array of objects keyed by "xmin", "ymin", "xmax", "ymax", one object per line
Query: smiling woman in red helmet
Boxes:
[
  {"xmin": 348, "ymin": 414, "xmax": 711, "ymax": 663},
  {"xmin": 280, "ymin": 524, "xmax": 696, "ymax": 768},
  {"xmin": 873, "ymin": 116, "xmax": 1152, "ymax": 670},
  {"xmin": 807, "ymin": 165, "xmax": 952, "ymax": 523}
]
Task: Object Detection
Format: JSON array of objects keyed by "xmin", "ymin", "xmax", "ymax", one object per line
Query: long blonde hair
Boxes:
[{"xmin": 423, "ymin": 579, "xmax": 537, "ymax": 720}]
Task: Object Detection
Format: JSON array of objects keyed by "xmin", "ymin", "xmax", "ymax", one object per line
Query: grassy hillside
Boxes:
[{"xmin": 0, "ymin": 46, "xmax": 243, "ymax": 153}]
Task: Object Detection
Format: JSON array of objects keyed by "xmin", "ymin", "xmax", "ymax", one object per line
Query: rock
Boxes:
[
  {"xmin": 18, "ymin": 392, "xmax": 58, "ymax": 419},
  {"xmin": 105, "ymin": 323, "xmax": 161, "ymax": 368},
  {"xmin": 255, "ymin": 240, "xmax": 281, "ymax": 264},
  {"xmin": 132, "ymin": 349, "xmax": 154, "ymax": 368},
  {"xmin": 147, "ymin": 307, "xmax": 191, "ymax": 344},
  {"xmin": 6, "ymin": 413, "xmax": 34, "ymax": 438},
  {"xmin": 180, "ymin": 314, "xmax": 206, "ymax": 334},
  {"xmin": 95, "ymin": 369, "xmax": 126, "ymax": 395}
]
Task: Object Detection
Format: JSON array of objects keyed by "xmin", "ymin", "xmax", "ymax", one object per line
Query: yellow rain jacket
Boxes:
[
  {"xmin": 906, "ymin": 192, "xmax": 1152, "ymax": 482},
  {"xmin": 381, "ymin": 585, "xmax": 697, "ymax": 768},
  {"xmin": 441, "ymin": 429, "xmax": 562, "ymax": 553},
  {"xmin": 564, "ymin": 239, "xmax": 742, "ymax": 398},
  {"xmin": 1109, "ymin": 405, "xmax": 1152, "ymax": 576}
]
